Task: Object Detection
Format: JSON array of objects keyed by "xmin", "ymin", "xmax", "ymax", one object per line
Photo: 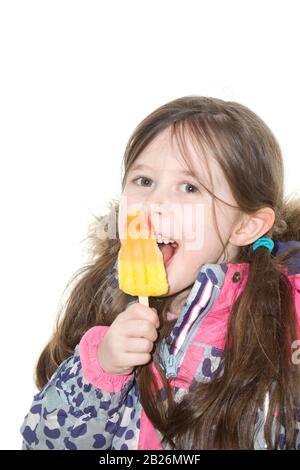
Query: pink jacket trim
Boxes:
[
  {"xmin": 138, "ymin": 407, "xmax": 164, "ymax": 450},
  {"xmin": 79, "ymin": 325, "xmax": 134, "ymax": 393},
  {"xmin": 138, "ymin": 361, "xmax": 164, "ymax": 449}
]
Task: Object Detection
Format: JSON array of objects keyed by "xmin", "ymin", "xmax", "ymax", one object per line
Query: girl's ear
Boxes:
[{"xmin": 229, "ymin": 207, "xmax": 275, "ymax": 247}]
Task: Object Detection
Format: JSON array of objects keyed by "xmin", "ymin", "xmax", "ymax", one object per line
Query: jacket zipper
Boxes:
[{"xmin": 164, "ymin": 284, "xmax": 220, "ymax": 379}]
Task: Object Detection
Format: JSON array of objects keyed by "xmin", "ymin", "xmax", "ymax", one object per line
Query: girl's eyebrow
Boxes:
[
  {"xmin": 129, "ymin": 163, "xmax": 153, "ymax": 172},
  {"xmin": 129, "ymin": 163, "xmax": 198, "ymax": 179}
]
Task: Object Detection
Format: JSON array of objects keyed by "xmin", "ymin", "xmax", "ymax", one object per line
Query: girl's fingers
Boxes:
[
  {"xmin": 121, "ymin": 319, "xmax": 159, "ymax": 342},
  {"xmin": 122, "ymin": 352, "xmax": 152, "ymax": 368},
  {"xmin": 123, "ymin": 337, "xmax": 155, "ymax": 354},
  {"xmin": 120, "ymin": 303, "xmax": 160, "ymax": 328}
]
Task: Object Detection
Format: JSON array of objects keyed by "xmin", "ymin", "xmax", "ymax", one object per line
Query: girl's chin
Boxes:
[{"xmin": 162, "ymin": 269, "xmax": 177, "ymax": 297}]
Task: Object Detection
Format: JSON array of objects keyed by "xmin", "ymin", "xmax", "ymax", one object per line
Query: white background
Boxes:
[{"xmin": 0, "ymin": 0, "xmax": 299, "ymax": 449}]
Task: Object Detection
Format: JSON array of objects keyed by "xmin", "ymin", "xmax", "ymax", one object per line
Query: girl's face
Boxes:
[{"xmin": 119, "ymin": 126, "xmax": 242, "ymax": 296}]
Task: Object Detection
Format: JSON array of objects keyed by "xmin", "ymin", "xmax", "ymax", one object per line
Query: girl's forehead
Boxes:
[
  {"xmin": 130, "ymin": 130, "xmax": 224, "ymax": 189},
  {"xmin": 130, "ymin": 128, "xmax": 204, "ymax": 173}
]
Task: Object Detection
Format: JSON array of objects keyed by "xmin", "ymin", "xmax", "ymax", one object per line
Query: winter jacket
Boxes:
[{"xmin": 20, "ymin": 240, "xmax": 300, "ymax": 450}]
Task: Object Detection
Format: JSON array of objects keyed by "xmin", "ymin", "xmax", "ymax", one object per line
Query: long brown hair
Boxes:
[{"xmin": 35, "ymin": 96, "xmax": 300, "ymax": 449}]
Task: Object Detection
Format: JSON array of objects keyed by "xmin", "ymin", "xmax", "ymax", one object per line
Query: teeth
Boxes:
[{"xmin": 156, "ymin": 235, "xmax": 177, "ymax": 245}]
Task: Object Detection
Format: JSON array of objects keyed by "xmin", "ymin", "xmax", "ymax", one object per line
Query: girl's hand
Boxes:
[{"xmin": 97, "ymin": 302, "xmax": 160, "ymax": 375}]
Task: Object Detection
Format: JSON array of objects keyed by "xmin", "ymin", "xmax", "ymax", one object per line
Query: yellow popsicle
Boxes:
[{"xmin": 118, "ymin": 210, "xmax": 169, "ymax": 302}]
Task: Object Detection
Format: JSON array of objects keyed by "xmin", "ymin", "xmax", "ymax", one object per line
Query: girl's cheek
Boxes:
[
  {"xmin": 181, "ymin": 215, "xmax": 206, "ymax": 252},
  {"xmin": 118, "ymin": 195, "xmax": 145, "ymax": 233}
]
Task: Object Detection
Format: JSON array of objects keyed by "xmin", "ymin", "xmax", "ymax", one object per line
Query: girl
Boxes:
[{"xmin": 20, "ymin": 96, "xmax": 300, "ymax": 450}]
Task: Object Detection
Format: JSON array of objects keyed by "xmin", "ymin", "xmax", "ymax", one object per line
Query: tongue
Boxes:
[{"xmin": 158, "ymin": 244, "xmax": 174, "ymax": 265}]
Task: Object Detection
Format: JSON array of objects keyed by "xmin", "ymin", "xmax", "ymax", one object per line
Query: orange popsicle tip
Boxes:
[{"xmin": 118, "ymin": 210, "xmax": 169, "ymax": 297}]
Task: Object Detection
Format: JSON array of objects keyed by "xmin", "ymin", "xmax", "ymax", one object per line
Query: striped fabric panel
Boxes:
[
  {"xmin": 173, "ymin": 279, "xmax": 214, "ymax": 355},
  {"xmin": 167, "ymin": 265, "xmax": 228, "ymax": 356}
]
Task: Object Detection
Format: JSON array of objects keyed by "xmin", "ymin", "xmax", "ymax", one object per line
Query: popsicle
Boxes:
[{"xmin": 118, "ymin": 209, "xmax": 169, "ymax": 305}]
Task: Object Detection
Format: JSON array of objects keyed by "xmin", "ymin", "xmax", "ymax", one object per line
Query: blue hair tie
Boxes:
[{"xmin": 252, "ymin": 237, "xmax": 274, "ymax": 253}]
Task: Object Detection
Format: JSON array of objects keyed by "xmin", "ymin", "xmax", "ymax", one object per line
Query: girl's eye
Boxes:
[
  {"xmin": 133, "ymin": 176, "xmax": 153, "ymax": 187},
  {"xmin": 180, "ymin": 183, "xmax": 199, "ymax": 193}
]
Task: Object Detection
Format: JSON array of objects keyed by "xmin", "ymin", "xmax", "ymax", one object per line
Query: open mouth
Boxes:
[{"xmin": 156, "ymin": 238, "xmax": 179, "ymax": 267}]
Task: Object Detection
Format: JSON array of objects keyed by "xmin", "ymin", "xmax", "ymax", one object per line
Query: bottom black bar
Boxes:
[{"xmin": 1, "ymin": 450, "xmax": 300, "ymax": 466}]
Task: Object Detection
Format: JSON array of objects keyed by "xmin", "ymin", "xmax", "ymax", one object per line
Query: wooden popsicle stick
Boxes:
[{"xmin": 139, "ymin": 296, "xmax": 149, "ymax": 306}]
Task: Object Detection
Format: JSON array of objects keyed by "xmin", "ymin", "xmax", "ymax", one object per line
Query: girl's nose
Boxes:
[
  {"xmin": 142, "ymin": 184, "xmax": 177, "ymax": 235},
  {"xmin": 143, "ymin": 184, "xmax": 170, "ymax": 212},
  {"xmin": 143, "ymin": 192, "xmax": 174, "ymax": 236},
  {"xmin": 144, "ymin": 197, "xmax": 168, "ymax": 219}
]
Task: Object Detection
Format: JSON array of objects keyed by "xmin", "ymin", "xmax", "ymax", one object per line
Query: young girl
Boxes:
[{"xmin": 20, "ymin": 96, "xmax": 300, "ymax": 450}]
